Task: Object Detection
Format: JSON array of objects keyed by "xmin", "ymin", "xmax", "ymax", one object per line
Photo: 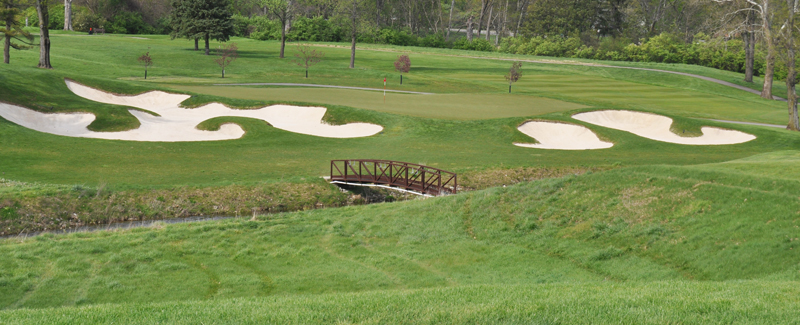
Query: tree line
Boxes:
[{"xmin": 2, "ymin": 0, "xmax": 800, "ymax": 128}]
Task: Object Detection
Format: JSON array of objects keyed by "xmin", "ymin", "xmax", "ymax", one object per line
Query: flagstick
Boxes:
[{"xmin": 383, "ymin": 78, "xmax": 386, "ymax": 103}]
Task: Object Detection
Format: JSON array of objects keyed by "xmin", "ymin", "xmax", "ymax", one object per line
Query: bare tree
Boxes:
[
  {"xmin": 715, "ymin": 0, "xmax": 778, "ymax": 99},
  {"xmin": 505, "ymin": 61, "xmax": 522, "ymax": 93},
  {"xmin": 138, "ymin": 51, "xmax": 153, "ymax": 79},
  {"xmin": 35, "ymin": 0, "xmax": 51, "ymax": 69},
  {"xmin": 214, "ymin": 42, "xmax": 238, "ymax": 78},
  {"xmin": 292, "ymin": 44, "xmax": 324, "ymax": 78},
  {"xmin": 394, "ymin": 54, "xmax": 410, "ymax": 84}
]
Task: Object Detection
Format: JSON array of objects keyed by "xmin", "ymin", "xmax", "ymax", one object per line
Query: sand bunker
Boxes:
[
  {"xmin": 514, "ymin": 121, "xmax": 613, "ymax": 150},
  {"xmin": 0, "ymin": 81, "xmax": 383, "ymax": 142},
  {"xmin": 572, "ymin": 110, "xmax": 756, "ymax": 145}
]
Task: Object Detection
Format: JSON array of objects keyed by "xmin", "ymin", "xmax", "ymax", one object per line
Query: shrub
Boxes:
[
  {"xmin": 73, "ymin": 8, "xmax": 106, "ymax": 32},
  {"xmin": 375, "ymin": 28, "xmax": 417, "ymax": 46},
  {"xmin": 453, "ymin": 37, "xmax": 495, "ymax": 52},
  {"xmin": 288, "ymin": 16, "xmax": 344, "ymax": 42},
  {"xmin": 107, "ymin": 12, "xmax": 152, "ymax": 34},
  {"xmin": 419, "ymin": 33, "xmax": 447, "ymax": 48},
  {"xmin": 248, "ymin": 16, "xmax": 280, "ymax": 40}
]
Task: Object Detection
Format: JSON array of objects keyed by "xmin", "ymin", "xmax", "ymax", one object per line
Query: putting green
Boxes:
[{"xmin": 168, "ymin": 85, "xmax": 588, "ymax": 120}]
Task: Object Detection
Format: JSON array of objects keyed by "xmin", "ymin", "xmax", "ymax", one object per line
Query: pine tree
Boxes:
[
  {"xmin": 0, "ymin": 0, "xmax": 33, "ymax": 64},
  {"xmin": 170, "ymin": 0, "xmax": 234, "ymax": 55}
]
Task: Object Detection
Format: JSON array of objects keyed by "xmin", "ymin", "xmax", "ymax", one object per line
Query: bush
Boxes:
[
  {"xmin": 232, "ymin": 14, "xmax": 253, "ymax": 37},
  {"xmin": 23, "ymin": 5, "xmax": 66, "ymax": 30},
  {"xmin": 452, "ymin": 37, "xmax": 495, "ymax": 52},
  {"xmin": 288, "ymin": 16, "xmax": 344, "ymax": 42},
  {"xmin": 375, "ymin": 28, "xmax": 417, "ymax": 46},
  {"xmin": 248, "ymin": 16, "xmax": 280, "ymax": 40},
  {"xmin": 418, "ymin": 33, "xmax": 447, "ymax": 48},
  {"xmin": 73, "ymin": 10, "xmax": 106, "ymax": 32},
  {"xmin": 107, "ymin": 12, "xmax": 152, "ymax": 34}
]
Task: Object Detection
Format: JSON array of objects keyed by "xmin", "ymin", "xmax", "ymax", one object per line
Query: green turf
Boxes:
[
  {"xmin": 2, "ymin": 31, "xmax": 800, "ymax": 322},
  {"xmin": 1, "ymin": 33, "xmax": 798, "ymax": 187},
  {"xmin": 1, "ymin": 282, "xmax": 798, "ymax": 324},
  {"xmin": 170, "ymin": 85, "xmax": 587, "ymax": 120},
  {"xmin": 0, "ymin": 152, "xmax": 799, "ymax": 322}
]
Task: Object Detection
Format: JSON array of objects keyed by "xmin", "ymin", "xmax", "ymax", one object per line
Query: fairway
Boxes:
[
  {"xmin": 2, "ymin": 26, "xmax": 800, "ymax": 324},
  {"xmin": 170, "ymin": 85, "xmax": 588, "ymax": 120}
]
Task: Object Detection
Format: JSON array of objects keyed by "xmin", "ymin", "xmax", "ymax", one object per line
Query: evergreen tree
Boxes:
[
  {"xmin": 0, "ymin": 0, "xmax": 33, "ymax": 64},
  {"xmin": 170, "ymin": 0, "xmax": 234, "ymax": 55}
]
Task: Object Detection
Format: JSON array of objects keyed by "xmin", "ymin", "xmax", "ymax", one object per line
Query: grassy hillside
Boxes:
[{"xmin": 1, "ymin": 152, "xmax": 798, "ymax": 319}]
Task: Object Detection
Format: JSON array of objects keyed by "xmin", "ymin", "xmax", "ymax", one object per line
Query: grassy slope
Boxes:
[
  {"xmin": 0, "ymin": 152, "xmax": 798, "ymax": 320},
  {"xmin": 1, "ymin": 34, "xmax": 798, "ymax": 187},
  {"xmin": 1, "ymin": 282, "xmax": 798, "ymax": 324}
]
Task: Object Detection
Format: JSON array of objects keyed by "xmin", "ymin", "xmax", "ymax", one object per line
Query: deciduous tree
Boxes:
[
  {"xmin": 138, "ymin": 51, "xmax": 153, "ymax": 79},
  {"xmin": 261, "ymin": 0, "xmax": 293, "ymax": 58},
  {"xmin": 394, "ymin": 54, "xmax": 410, "ymax": 84},
  {"xmin": 214, "ymin": 42, "xmax": 237, "ymax": 78},
  {"xmin": 505, "ymin": 61, "xmax": 522, "ymax": 93},
  {"xmin": 64, "ymin": 0, "xmax": 72, "ymax": 30},
  {"xmin": 35, "ymin": 0, "xmax": 52, "ymax": 68},
  {"xmin": 291, "ymin": 44, "xmax": 323, "ymax": 78}
]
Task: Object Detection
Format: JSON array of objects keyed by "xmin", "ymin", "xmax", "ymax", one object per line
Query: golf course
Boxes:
[{"xmin": 1, "ymin": 30, "xmax": 800, "ymax": 324}]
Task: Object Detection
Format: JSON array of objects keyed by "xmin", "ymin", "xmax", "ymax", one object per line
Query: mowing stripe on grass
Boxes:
[{"xmin": 214, "ymin": 83, "xmax": 435, "ymax": 95}]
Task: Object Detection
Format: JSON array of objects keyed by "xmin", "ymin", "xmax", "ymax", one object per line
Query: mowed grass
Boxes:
[
  {"xmin": 1, "ymin": 33, "xmax": 799, "ymax": 186},
  {"xmin": 1, "ymin": 152, "xmax": 799, "ymax": 316},
  {"xmin": 170, "ymin": 85, "xmax": 587, "ymax": 120}
]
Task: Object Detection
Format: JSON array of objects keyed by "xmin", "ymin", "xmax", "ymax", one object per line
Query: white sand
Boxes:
[
  {"xmin": 572, "ymin": 110, "xmax": 756, "ymax": 145},
  {"xmin": 514, "ymin": 121, "xmax": 613, "ymax": 150},
  {"xmin": 0, "ymin": 81, "xmax": 383, "ymax": 142}
]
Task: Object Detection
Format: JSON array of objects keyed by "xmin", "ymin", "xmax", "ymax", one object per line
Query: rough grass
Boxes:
[
  {"xmin": 0, "ymin": 152, "xmax": 798, "ymax": 314},
  {"xmin": 1, "ymin": 281, "xmax": 799, "ymax": 324}
]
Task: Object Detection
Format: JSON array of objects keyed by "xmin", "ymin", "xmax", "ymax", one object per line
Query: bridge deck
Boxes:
[{"xmin": 330, "ymin": 160, "xmax": 457, "ymax": 196}]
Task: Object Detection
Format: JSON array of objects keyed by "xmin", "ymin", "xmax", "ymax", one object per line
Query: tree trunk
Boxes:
[
  {"xmin": 786, "ymin": 0, "xmax": 799, "ymax": 130},
  {"xmin": 222, "ymin": 68, "xmax": 225, "ymax": 78},
  {"xmin": 194, "ymin": 38, "xmax": 199, "ymax": 51},
  {"xmin": 477, "ymin": 0, "xmax": 485, "ymax": 38},
  {"xmin": 36, "ymin": 0, "xmax": 52, "ymax": 69},
  {"xmin": 349, "ymin": 0, "xmax": 356, "ymax": 69},
  {"xmin": 64, "ymin": 0, "xmax": 72, "ymax": 31},
  {"xmin": 204, "ymin": 33, "xmax": 210, "ymax": 55},
  {"xmin": 376, "ymin": 0, "xmax": 382, "ymax": 28},
  {"xmin": 280, "ymin": 19, "xmax": 286, "ymax": 58},
  {"xmin": 485, "ymin": 5, "xmax": 493, "ymax": 40},
  {"xmin": 445, "ymin": 0, "xmax": 454, "ymax": 41},
  {"xmin": 466, "ymin": 16, "xmax": 473, "ymax": 41},
  {"xmin": 515, "ymin": 0, "xmax": 528, "ymax": 36},
  {"xmin": 3, "ymin": 19, "xmax": 10, "ymax": 64},
  {"xmin": 761, "ymin": 3, "xmax": 775, "ymax": 99},
  {"xmin": 744, "ymin": 9, "xmax": 755, "ymax": 83},
  {"xmin": 762, "ymin": 40, "xmax": 775, "ymax": 99}
]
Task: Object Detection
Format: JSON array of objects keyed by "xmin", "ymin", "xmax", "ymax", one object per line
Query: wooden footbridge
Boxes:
[{"xmin": 329, "ymin": 160, "xmax": 457, "ymax": 196}]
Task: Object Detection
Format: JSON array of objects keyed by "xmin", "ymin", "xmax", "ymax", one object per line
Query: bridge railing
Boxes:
[{"xmin": 330, "ymin": 160, "xmax": 457, "ymax": 196}]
